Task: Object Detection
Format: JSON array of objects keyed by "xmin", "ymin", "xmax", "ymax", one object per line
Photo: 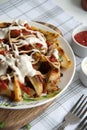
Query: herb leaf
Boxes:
[
  {"xmin": 26, "ymin": 123, "xmax": 31, "ymax": 130},
  {"xmin": 0, "ymin": 122, "xmax": 5, "ymax": 128},
  {"xmin": 23, "ymin": 89, "xmax": 61, "ymax": 102}
]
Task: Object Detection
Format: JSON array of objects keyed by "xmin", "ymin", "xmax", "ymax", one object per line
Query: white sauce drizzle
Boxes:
[
  {"xmin": 18, "ymin": 19, "xmax": 28, "ymax": 26},
  {"xmin": 0, "ymin": 29, "xmax": 8, "ymax": 39},
  {"xmin": 0, "ymin": 19, "xmax": 48, "ymax": 90},
  {"xmin": 18, "ymin": 54, "xmax": 36, "ymax": 79},
  {"xmin": 7, "ymin": 74, "xmax": 14, "ymax": 91},
  {"xmin": 0, "ymin": 54, "xmax": 36, "ymax": 84},
  {"xmin": 9, "ymin": 25, "xmax": 25, "ymax": 30},
  {"xmin": 0, "ymin": 20, "xmax": 47, "ymax": 53},
  {"xmin": 0, "ymin": 62, "xmax": 8, "ymax": 76},
  {"xmin": 53, "ymin": 49, "xmax": 59, "ymax": 60}
]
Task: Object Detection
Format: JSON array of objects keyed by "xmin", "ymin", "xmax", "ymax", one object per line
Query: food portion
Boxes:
[{"xmin": 0, "ymin": 20, "xmax": 72, "ymax": 102}]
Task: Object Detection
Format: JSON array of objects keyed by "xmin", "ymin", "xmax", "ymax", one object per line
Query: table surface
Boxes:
[
  {"xmin": 0, "ymin": 0, "xmax": 87, "ymax": 130},
  {"xmin": 55, "ymin": 0, "xmax": 87, "ymax": 24}
]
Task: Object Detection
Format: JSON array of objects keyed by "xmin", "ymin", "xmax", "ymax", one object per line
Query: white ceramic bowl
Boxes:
[
  {"xmin": 72, "ymin": 25, "xmax": 87, "ymax": 57},
  {"xmin": 79, "ymin": 57, "xmax": 87, "ymax": 87}
]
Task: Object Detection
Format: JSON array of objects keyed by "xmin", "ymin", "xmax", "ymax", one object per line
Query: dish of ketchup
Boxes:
[{"xmin": 74, "ymin": 31, "xmax": 87, "ymax": 47}]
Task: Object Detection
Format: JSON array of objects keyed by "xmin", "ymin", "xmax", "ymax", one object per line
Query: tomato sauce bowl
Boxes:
[{"xmin": 72, "ymin": 25, "xmax": 87, "ymax": 57}]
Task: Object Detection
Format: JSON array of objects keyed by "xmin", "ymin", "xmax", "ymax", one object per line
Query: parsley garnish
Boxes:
[
  {"xmin": 0, "ymin": 122, "xmax": 5, "ymax": 128},
  {"xmin": 26, "ymin": 123, "xmax": 31, "ymax": 130}
]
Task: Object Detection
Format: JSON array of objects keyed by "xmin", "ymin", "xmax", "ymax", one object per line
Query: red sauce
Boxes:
[{"xmin": 74, "ymin": 31, "xmax": 87, "ymax": 46}]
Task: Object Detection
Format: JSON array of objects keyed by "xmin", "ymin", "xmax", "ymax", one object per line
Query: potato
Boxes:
[
  {"xmin": 14, "ymin": 76, "xmax": 23, "ymax": 101},
  {"xmin": 0, "ymin": 22, "xmax": 11, "ymax": 28},
  {"xmin": 29, "ymin": 75, "xmax": 43, "ymax": 96}
]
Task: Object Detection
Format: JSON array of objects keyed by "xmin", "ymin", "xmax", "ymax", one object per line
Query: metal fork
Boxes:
[
  {"xmin": 75, "ymin": 116, "xmax": 87, "ymax": 130},
  {"xmin": 57, "ymin": 94, "xmax": 87, "ymax": 130}
]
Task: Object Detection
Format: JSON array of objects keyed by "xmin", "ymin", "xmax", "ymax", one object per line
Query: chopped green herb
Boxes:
[
  {"xmin": 23, "ymin": 93, "xmax": 37, "ymax": 101},
  {"xmin": 26, "ymin": 123, "xmax": 31, "ymax": 130},
  {"xmin": 0, "ymin": 122, "xmax": 5, "ymax": 128},
  {"xmin": 58, "ymin": 55, "xmax": 62, "ymax": 61},
  {"xmin": 23, "ymin": 89, "xmax": 61, "ymax": 102}
]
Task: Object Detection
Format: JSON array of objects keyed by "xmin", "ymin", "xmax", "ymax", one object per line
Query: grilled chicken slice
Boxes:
[{"xmin": 45, "ymin": 68, "xmax": 60, "ymax": 93}]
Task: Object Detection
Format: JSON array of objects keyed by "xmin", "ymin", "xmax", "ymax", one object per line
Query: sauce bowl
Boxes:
[
  {"xmin": 72, "ymin": 25, "xmax": 87, "ymax": 57},
  {"xmin": 79, "ymin": 57, "xmax": 87, "ymax": 87}
]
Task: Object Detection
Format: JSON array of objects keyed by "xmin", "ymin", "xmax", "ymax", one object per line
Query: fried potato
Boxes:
[
  {"xmin": 0, "ymin": 22, "xmax": 11, "ymax": 28},
  {"xmin": 14, "ymin": 76, "xmax": 23, "ymax": 101},
  {"xmin": 57, "ymin": 46, "xmax": 72, "ymax": 68},
  {"xmin": 29, "ymin": 75, "xmax": 43, "ymax": 96},
  {"xmin": 61, "ymin": 54, "xmax": 72, "ymax": 69},
  {"xmin": 31, "ymin": 26, "xmax": 59, "ymax": 45}
]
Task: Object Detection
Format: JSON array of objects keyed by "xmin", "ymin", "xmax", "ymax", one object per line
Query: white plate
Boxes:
[{"xmin": 0, "ymin": 21, "xmax": 76, "ymax": 109}]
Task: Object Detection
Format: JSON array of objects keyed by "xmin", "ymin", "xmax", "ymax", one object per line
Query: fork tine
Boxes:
[
  {"xmin": 79, "ymin": 108, "xmax": 87, "ymax": 119},
  {"xmin": 81, "ymin": 122, "xmax": 87, "ymax": 130},
  {"xmin": 72, "ymin": 95, "xmax": 86, "ymax": 115},
  {"xmin": 76, "ymin": 101, "xmax": 87, "ymax": 118},
  {"xmin": 75, "ymin": 116, "xmax": 87, "ymax": 130},
  {"xmin": 56, "ymin": 95, "xmax": 86, "ymax": 130},
  {"xmin": 70, "ymin": 95, "xmax": 84, "ymax": 112}
]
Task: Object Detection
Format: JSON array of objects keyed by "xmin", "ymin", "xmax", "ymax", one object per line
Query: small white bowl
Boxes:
[
  {"xmin": 72, "ymin": 25, "xmax": 87, "ymax": 57},
  {"xmin": 79, "ymin": 57, "xmax": 87, "ymax": 87}
]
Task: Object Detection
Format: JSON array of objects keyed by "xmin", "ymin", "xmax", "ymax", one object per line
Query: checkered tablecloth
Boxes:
[{"xmin": 0, "ymin": 0, "xmax": 87, "ymax": 130}]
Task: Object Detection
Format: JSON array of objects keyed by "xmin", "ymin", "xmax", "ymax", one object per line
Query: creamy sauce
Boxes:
[
  {"xmin": 0, "ymin": 20, "xmax": 47, "ymax": 53},
  {"xmin": 0, "ymin": 62, "xmax": 8, "ymax": 76},
  {"xmin": 53, "ymin": 49, "xmax": 59, "ymax": 60},
  {"xmin": 36, "ymin": 32, "xmax": 47, "ymax": 48},
  {"xmin": 18, "ymin": 54, "xmax": 36, "ymax": 82},
  {"xmin": 7, "ymin": 74, "xmax": 14, "ymax": 91},
  {"xmin": 0, "ymin": 53, "xmax": 36, "ymax": 84},
  {"xmin": 17, "ymin": 19, "xmax": 28, "ymax": 26},
  {"xmin": 47, "ymin": 47, "xmax": 59, "ymax": 60},
  {"xmin": 0, "ymin": 20, "xmax": 27, "ymax": 39},
  {"xmin": 13, "ymin": 44, "xmax": 19, "ymax": 57},
  {"xmin": 26, "ymin": 36, "xmax": 47, "ymax": 48},
  {"xmin": 0, "ymin": 19, "xmax": 46, "ymax": 85},
  {"xmin": 0, "ymin": 29, "xmax": 7, "ymax": 39},
  {"xmin": 82, "ymin": 57, "xmax": 87, "ymax": 75},
  {"xmin": 9, "ymin": 25, "xmax": 25, "ymax": 30},
  {"xmin": 0, "ymin": 55, "xmax": 10, "ymax": 76},
  {"xmin": 18, "ymin": 39, "xmax": 29, "ymax": 45}
]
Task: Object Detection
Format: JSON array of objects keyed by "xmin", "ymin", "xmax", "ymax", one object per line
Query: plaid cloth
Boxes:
[{"xmin": 0, "ymin": 0, "xmax": 87, "ymax": 130}]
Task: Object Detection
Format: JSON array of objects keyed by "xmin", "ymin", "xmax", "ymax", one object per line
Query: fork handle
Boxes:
[{"xmin": 57, "ymin": 120, "xmax": 67, "ymax": 130}]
